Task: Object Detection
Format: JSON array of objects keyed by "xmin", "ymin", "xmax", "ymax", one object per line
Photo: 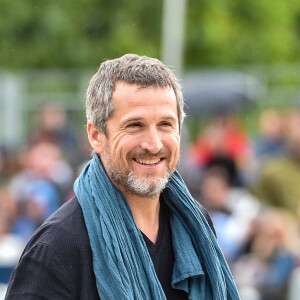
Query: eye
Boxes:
[
  {"xmin": 126, "ymin": 122, "xmax": 143, "ymax": 129},
  {"xmin": 159, "ymin": 121, "xmax": 173, "ymax": 127},
  {"xmin": 127, "ymin": 122, "xmax": 142, "ymax": 127}
]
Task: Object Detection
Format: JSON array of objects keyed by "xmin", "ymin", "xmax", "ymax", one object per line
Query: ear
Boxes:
[{"xmin": 87, "ymin": 121, "xmax": 106, "ymax": 154}]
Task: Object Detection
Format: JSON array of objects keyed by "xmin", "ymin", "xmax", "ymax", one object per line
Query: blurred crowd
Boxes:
[
  {"xmin": 180, "ymin": 108, "xmax": 300, "ymax": 300},
  {"xmin": 1, "ymin": 103, "xmax": 300, "ymax": 299},
  {"xmin": 0, "ymin": 103, "xmax": 90, "ymax": 287}
]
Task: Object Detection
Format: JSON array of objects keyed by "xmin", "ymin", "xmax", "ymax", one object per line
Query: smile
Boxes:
[{"xmin": 134, "ymin": 158, "xmax": 162, "ymax": 166}]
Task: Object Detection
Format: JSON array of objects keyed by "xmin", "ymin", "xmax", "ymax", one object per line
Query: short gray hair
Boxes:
[{"xmin": 86, "ymin": 54, "xmax": 185, "ymax": 136}]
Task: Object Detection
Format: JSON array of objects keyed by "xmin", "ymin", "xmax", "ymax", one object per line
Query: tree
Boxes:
[{"xmin": 1, "ymin": 0, "xmax": 300, "ymax": 69}]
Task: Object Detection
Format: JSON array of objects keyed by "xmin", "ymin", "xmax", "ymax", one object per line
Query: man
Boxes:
[
  {"xmin": 5, "ymin": 54, "xmax": 240, "ymax": 299},
  {"xmin": 253, "ymin": 109, "xmax": 300, "ymax": 217}
]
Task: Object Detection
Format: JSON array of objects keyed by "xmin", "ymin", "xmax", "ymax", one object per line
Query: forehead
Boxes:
[{"xmin": 111, "ymin": 81, "xmax": 177, "ymax": 110}]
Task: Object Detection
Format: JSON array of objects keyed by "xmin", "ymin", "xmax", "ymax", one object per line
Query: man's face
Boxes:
[{"xmin": 100, "ymin": 81, "xmax": 180, "ymax": 198}]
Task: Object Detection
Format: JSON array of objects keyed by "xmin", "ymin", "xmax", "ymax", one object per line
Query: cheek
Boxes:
[
  {"xmin": 167, "ymin": 134, "xmax": 180, "ymax": 153},
  {"xmin": 111, "ymin": 136, "xmax": 138, "ymax": 161},
  {"xmin": 164, "ymin": 135, "xmax": 180, "ymax": 162}
]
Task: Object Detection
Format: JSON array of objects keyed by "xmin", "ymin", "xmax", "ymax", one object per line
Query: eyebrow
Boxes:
[
  {"xmin": 121, "ymin": 115, "xmax": 178, "ymax": 126},
  {"xmin": 121, "ymin": 117, "xmax": 143, "ymax": 125},
  {"xmin": 161, "ymin": 115, "xmax": 178, "ymax": 121}
]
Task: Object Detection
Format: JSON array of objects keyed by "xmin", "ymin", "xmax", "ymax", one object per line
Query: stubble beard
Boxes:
[{"xmin": 102, "ymin": 145, "xmax": 173, "ymax": 198}]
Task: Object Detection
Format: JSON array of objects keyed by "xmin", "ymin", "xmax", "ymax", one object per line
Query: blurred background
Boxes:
[{"xmin": 1, "ymin": 1, "xmax": 300, "ymax": 299}]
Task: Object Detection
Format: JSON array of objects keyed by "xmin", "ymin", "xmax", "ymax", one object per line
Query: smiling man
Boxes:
[
  {"xmin": 5, "ymin": 54, "xmax": 240, "ymax": 300},
  {"xmin": 94, "ymin": 82, "xmax": 179, "ymax": 199}
]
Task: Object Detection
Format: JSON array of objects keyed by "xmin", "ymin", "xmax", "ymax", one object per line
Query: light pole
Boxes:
[{"xmin": 161, "ymin": 0, "xmax": 187, "ymax": 77}]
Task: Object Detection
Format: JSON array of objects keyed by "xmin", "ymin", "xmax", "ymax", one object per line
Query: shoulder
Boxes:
[
  {"xmin": 28, "ymin": 197, "xmax": 86, "ymax": 242},
  {"xmin": 6, "ymin": 197, "xmax": 97, "ymax": 299},
  {"xmin": 6, "ymin": 239, "xmax": 74, "ymax": 299},
  {"xmin": 24, "ymin": 197, "xmax": 91, "ymax": 264}
]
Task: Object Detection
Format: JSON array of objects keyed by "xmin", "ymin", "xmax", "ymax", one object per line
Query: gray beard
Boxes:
[
  {"xmin": 122, "ymin": 170, "xmax": 170, "ymax": 198},
  {"xmin": 102, "ymin": 152, "xmax": 171, "ymax": 198}
]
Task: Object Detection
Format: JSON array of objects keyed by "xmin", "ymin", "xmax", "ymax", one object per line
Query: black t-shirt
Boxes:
[{"xmin": 141, "ymin": 200, "xmax": 188, "ymax": 299}]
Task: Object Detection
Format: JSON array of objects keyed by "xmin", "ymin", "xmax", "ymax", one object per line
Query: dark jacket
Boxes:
[{"xmin": 5, "ymin": 197, "xmax": 215, "ymax": 299}]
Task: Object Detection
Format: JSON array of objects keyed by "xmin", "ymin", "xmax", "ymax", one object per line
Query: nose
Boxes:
[{"xmin": 140, "ymin": 127, "xmax": 163, "ymax": 154}]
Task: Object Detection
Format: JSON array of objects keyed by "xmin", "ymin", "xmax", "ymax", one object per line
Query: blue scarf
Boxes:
[{"xmin": 74, "ymin": 154, "xmax": 240, "ymax": 300}]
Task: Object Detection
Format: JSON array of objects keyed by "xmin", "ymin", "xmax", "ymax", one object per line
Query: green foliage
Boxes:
[
  {"xmin": 185, "ymin": 0, "xmax": 300, "ymax": 67},
  {"xmin": 1, "ymin": 0, "xmax": 300, "ymax": 69},
  {"xmin": 0, "ymin": 0, "xmax": 162, "ymax": 69}
]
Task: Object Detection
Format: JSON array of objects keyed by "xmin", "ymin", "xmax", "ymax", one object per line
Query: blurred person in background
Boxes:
[
  {"xmin": 200, "ymin": 156, "xmax": 260, "ymax": 265},
  {"xmin": 254, "ymin": 109, "xmax": 286, "ymax": 160},
  {"xmin": 0, "ymin": 188, "xmax": 25, "ymax": 289},
  {"xmin": 187, "ymin": 114, "xmax": 252, "ymax": 184},
  {"xmin": 233, "ymin": 208, "xmax": 298, "ymax": 300},
  {"xmin": 243, "ymin": 109, "xmax": 287, "ymax": 186},
  {"xmin": 0, "ymin": 188, "xmax": 24, "ymax": 265},
  {"xmin": 0, "ymin": 211, "xmax": 24, "ymax": 271},
  {"xmin": 9, "ymin": 141, "xmax": 73, "ymax": 241},
  {"xmin": 5, "ymin": 54, "xmax": 240, "ymax": 299},
  {"xmin": 29, "ymin": 103, "xmax": 82, "ymax": 169},
  {"xmin": 0, "ymin": 147, "xmax": 20, "ymax": 186},
  {"xmin": 253, "ymin": 109, "xmax": 300, "ymax": 219}
]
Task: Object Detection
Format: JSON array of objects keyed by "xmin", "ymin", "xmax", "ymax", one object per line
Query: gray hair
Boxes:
[{"xmin": 86, "ymin": 54, "xmax": 185, "ymax": 136}]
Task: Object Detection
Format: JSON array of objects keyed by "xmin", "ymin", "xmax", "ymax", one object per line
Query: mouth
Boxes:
[{"xmin": 133, "ymin": 158, "xmax": 163, "ymax": 166}]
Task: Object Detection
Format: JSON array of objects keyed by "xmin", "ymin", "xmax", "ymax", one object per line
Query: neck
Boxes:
[{"xmin": 126, "ymin": 193, "xmax": 161, "ymax": 244}]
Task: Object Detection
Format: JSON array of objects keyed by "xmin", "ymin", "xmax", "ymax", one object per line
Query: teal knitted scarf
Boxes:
[{"xmin": 74, "ymin": 154, "xmax": 240, "ymax": 300}]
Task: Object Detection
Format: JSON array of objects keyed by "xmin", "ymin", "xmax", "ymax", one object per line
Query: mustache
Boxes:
[{"xmin": 127, "ymin": 149, "xmax": 170, "ymax": 159}]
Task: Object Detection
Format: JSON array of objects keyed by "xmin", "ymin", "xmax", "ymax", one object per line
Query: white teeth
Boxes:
[{"xmin": 136, "ymin": 158, "xmax": 161, "ymax": 165}]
